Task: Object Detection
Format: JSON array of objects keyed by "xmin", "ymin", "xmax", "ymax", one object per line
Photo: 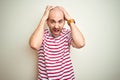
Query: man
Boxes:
[{"xmin": 29, "ymin": 6, "xmax": 85, "ymax": 80}]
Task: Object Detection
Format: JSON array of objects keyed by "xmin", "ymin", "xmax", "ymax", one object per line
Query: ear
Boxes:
[{"xmin": 46, "ymin": 18, "xmax": 48, "ymax": 24}]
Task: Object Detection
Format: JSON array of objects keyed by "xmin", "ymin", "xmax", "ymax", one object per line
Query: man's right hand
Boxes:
[{"xmin": 42, "ymin": 5, "xmax": 55, "ymax": 21}]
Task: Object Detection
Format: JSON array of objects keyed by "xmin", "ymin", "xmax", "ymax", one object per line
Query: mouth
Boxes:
[
  {"xmin": 51, "ymin": 28, "xmax": 61, "ymax": 37},
  {"xmin": 53, "ymin": 28, "xmax": 60, "ymax": 33}
]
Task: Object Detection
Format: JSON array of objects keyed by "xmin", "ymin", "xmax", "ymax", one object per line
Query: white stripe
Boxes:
[
  {"xmin": 46, "ymin": 61, "xmax": 72, "ymax": 71},
  {"xmin": 47, "ymin": 68, "xmax": 74, "ymax": 79},
  {"xmin": 45, "ymin": 54, "xmax": 70, "ymax": 63},
  {"xmin": 44, "ymin": 40, "xmax": 67, "ymax": 48},
  {"xmin": 43, "ymin": 47, "xmax": 69, "ymax": 55},
  {"xmin": 37, "ymin": 28, "xmax": 74, "ymax": 79}
]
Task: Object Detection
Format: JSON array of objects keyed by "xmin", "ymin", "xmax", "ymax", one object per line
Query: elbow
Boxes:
[
  {"xmin": 81, "ymin": 42, "xmax": 85, "ymax": 48},
  {"xmin": 77, "ymin": 41, "xmax": 85, "ymax": 49},
  {"xmin": 29, "ymin": 41, "xmax": 40, "ymax": 50}
]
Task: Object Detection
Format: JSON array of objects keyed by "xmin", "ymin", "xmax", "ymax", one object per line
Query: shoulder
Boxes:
[
  {"xmin": 44, "ymin": 29, "xmax": 49, "ymax": 33},
  {"xmin": 44, "ymin": 29, "xmax": 51, "ymax": 36},
  {"xmin": 61, "ymin": 28, "xmax": 71, "ymax": 40},
  {"xmin": 62, "ymin": 28, "xmax": 71, "ymax": 34}
]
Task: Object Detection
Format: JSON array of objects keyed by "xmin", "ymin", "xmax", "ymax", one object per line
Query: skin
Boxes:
[
  {"xmin": 47, "ymin": 7, "xmax": 65, "ymax": 37},
  {"xmin": 29, "ymin": 6, "xmax": 85, "ymax": 50}
]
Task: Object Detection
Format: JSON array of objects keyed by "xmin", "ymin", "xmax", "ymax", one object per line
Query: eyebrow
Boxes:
[{"xmin": 49, "ymin": 19, "xmax": 64, "ymax": 22}]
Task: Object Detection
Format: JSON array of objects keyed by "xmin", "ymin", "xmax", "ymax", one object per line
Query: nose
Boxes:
[{"xmin": 54, "ymin": 23, "xmax": 59, "ymax": 29}]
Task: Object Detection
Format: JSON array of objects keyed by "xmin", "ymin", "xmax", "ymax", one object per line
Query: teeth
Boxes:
[{"xmin": 54, "ymin": 29, "xmax": 59, "ymax": 32}]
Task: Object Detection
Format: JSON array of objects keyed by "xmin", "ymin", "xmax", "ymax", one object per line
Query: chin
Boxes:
[{"xmin": 52, "ymin": 33, "xmax": 60, "ymax": 38}]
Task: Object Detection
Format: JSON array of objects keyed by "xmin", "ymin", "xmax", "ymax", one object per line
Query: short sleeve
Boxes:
[{"xmin": 66, "ymin": 29, "xmax": 72, "ymax": 46}]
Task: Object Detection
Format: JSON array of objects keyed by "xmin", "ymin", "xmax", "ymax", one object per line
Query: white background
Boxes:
[{"xmin": 0, "ymin": 0, "xmax": 120, "ymax": 80}]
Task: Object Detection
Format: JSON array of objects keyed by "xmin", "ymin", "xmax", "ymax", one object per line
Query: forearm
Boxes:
[
  {"xmin": 29, "ymin": 18, "xmax": 46, "ymax": 50},
  {"xmin": 69, "ymin": 23, "xmax": 85, "ymax": 48},
  {"xmin": 57, "ymin": 6, "xmax": 85, "ymax": 48},
  {"xmin": 29, "ymin": 6, "xmax": 55, "ymax": 50}
]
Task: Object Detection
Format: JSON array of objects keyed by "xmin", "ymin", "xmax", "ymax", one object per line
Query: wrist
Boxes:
[
  {"xmin": 42, "ymin": 16, "xmax": 47, "ymax": 21},
  {"xmin": 67, "ymin": 19, "xmax": 75, "ymax": 25}
]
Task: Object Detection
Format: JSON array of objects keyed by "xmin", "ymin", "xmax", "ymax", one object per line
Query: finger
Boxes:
[
  {"xmin": 46, "ymin": 5, "xmax": 55, "ymax": 10},
  {"xmin": 56, "ymin": 6, "xmax": 64, "ymax": 10}
]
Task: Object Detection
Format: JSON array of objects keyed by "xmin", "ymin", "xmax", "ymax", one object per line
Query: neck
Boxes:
[{"xmin": 52, "ymin": 34, "xmax": 60, "ymax": 38}]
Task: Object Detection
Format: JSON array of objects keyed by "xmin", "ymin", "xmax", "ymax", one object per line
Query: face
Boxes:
[{"xmin": 47, "ymin": 8, "xmax": 65, "ymax": 37}]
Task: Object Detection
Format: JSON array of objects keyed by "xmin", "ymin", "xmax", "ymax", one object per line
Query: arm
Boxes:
[
  {"xmin": 29, "ymin": 6, "xmax": 54, "ymax": 50},
  {"xmin": 69, "ymin": 22, "xmax": 85, "ymax": 48},
  {"xmin": 58, "ymin": 6, "xmax": 85, "ymax": 48}
]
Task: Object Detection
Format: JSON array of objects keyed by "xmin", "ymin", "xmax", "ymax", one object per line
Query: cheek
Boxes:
[
  {"xmin": 60, "ymin": 25, "xmax": 64, "ymax": 29},
  {"xmin": 60, "ymin": 23, "xmax": 65, "ymax": 28},
  {"xmin": 47, "ymin": 22, "xmax": 54, "ymax": 28}
]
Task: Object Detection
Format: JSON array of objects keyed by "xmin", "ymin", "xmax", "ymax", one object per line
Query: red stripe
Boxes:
[
  {"xmin": 45, "ymin": 55, "xmax": 71, "ymax": 64},
  {"xmin": 44, "ymin": 49, "xmax": 69, "ymax": 58},
  {"xmin": 46, "ymin": 62, "xmax": 72, "ymax": 70},
  {"xmin": 37, "ymin": 28, "xmax": 75, "ymax": 79},
  {"xmin": 47, "ymin": 65, "xmax": 73, "ymax": 74},
  {"xmin": 45, "ymin": 35, "xmax": 67, "ymax": 43},
  {"xmin": 44, "ymin": 39, "xmax": 67, "ymax": 47}
]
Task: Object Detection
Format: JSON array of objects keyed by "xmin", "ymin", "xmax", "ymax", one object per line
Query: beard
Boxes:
[{"xmin": 50, "ymin": 28, "xmax": 62, "ymax": 38}]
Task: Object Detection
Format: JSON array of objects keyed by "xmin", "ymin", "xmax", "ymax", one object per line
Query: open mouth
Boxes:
[
  {"xmin": 53, "ymin": 28, "xmax": 60, "ymax": 32},
  {"xmin": 51, "ymin": 28, "xmax": 61, "ymax": 37}
]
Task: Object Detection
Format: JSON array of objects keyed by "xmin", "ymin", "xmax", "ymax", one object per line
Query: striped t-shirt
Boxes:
[{"xmin": 38, "ymin": 28, "xmax": 75, "ymax": 80}]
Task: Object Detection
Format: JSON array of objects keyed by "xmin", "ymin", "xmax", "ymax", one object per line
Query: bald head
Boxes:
[
  {"xmin": 46, "ymin": 7, "xmax": 66, "ymax": 37},
  {"xmin": 50, "ymin": 7, "xmax": 63, "ymax": 14},
  {"xmin": 48, "ymin": 7, "xmax": 65, "ymax": 20}
]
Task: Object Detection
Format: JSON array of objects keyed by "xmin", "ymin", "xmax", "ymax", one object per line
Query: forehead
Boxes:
[{"xmin": 48, "ymin": 8, "xmax": 64, "ymax": 20}]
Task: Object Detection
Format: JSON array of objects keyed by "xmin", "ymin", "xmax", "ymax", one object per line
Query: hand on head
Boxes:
[
  {"xmin": 43, "ymin": 5, "xmax": 72, "ymax": 21},
  {"xmin": 55, "ymin": 6, "xmax": 72, "ymax": 21},
  {"xmin": 42, "ymin": 5, "xmax": 55, "ymax": 20}
]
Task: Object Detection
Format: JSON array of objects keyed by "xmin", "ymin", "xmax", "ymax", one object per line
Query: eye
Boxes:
[
  {"xmin": 59, "ymin": 20, "xmax": 63, "ymax": 24},
  {"xmin": 50, "ymin": 20, "xmax": 55, "ymax": 24}
]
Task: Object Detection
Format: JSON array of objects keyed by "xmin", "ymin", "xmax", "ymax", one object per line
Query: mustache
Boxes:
[
  {"xmin": 53, "ymin": 28, "xmax": 59, "ymax": 29},
  {"xmin": 53, "ymin": 28, "xmax": 60, "ymax": 30}
]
